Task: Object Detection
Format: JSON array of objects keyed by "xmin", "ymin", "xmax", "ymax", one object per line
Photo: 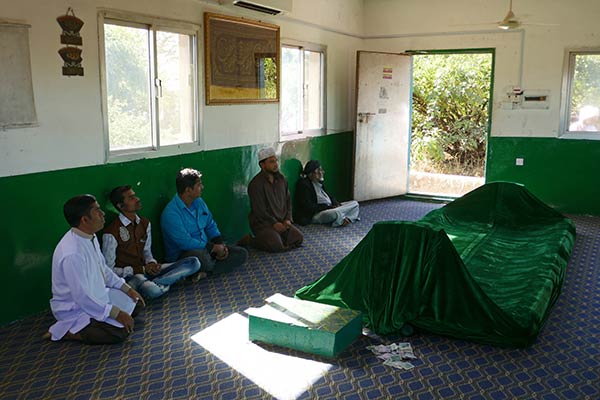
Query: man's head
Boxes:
[
  {"xmin": 63, "ymin": 194, "xmax": 105, "ymax": 233},
  {"xmin": 109, "ymin": 185, "xmax": 142, "ymax": 214},
  {"xmin": 258, "ymin": 147, "xmax": 278, "ymax": 174},
  {"xmin": 176, "ymin": 168, "xmax": 203, "ymax": 199},
  {"xmin": 303, "ymin": 160, "xmax": 324, "ymax": 182}
]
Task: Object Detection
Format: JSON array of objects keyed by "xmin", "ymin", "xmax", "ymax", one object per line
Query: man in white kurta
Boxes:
[{"xmin": 48, "ymin": 195, "xmax": 144, "ymax": 344}]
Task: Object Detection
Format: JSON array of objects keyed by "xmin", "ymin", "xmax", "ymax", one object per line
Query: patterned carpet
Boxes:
[{"xmin": 0, "ymin": 198, "xmax": 598, "ymax": 399}]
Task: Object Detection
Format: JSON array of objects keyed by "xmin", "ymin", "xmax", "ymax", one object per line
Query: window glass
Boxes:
[
  {"xmin": 281, "ymin": 44, "xmax": 325, "ymax": 136},
  {"xmin": 281, "ymin": 46, "xmax": 302, "ymax": 133},
  {"xmin": 566, "ymin": 52, "xmax": 600, "ymax": 133},
  {"xmin": 105, "ymin": 24, "xmax": 152, "ymax": 150},
  {"xmin": 157, "ymin": 31, "xmax": 195, "ymax": 146},
  {"xmin": 102, "ymin": 17, "xmax": 198, "ymax": 154},
  {"xmin": 304, "ymin": 50, "xmax": 323, "ymax": 130}
]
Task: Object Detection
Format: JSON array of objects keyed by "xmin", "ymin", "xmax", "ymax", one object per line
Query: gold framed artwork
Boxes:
[{"xmin": 204, "ymin": 12, "xmax": 280, "ymax": 105}]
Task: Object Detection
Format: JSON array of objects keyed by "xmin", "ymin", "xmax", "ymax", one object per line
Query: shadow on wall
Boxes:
[{"xmin": 281, "ymin": 158, "xmax": 303, "ymax": 198}]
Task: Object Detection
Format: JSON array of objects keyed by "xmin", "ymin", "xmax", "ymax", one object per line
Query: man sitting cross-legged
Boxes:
[
  {"xmin": 102, "ymin": 185, "xmax": 203, "ymax": 300},
  {"xmin": 161, "ymin": 168, "xmax": 248, "ymax": 275},
  {"xmin": 294, "ymin": 160, "xmax": 360, "ymax": 227}
]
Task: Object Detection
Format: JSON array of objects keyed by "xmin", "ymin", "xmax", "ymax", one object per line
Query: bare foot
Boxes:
[{"xmin": 341, "ymin": 218, "xmax": 351, "ymax": 227}]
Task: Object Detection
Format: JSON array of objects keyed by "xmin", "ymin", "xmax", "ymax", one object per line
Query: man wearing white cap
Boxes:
[{"xmin": 243, "ymin": 147, "xmax": 304, "ymax": 252}]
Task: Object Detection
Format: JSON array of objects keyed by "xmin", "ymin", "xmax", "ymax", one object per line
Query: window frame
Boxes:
[
  {"xmin": 559, "ymin": 47, "xmax": 600, "ymax": 140},
  {"xmin": 98, "ymin": 10, "xmax": 201, "ymax": 162},
  {"xmin": 279, "ymin": 39, "xmax": 327, "ymax": 140}
]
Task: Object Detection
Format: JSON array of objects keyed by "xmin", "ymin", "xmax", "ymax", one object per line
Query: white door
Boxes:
[{"xmin": 353, "ymin": 51, "xmax": 412, "ymax": 201}]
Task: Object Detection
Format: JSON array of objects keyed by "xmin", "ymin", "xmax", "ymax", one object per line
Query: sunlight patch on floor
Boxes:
[{"xmin": 190, "ymin": 313, "xmax": 333, "ymax": 400}]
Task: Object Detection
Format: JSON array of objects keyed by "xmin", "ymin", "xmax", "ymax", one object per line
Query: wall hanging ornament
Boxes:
[
  {"xmin": 58, "ymin": 46, "xmax": 83, "ymax": 76},
  {"xmin": 56, "ymin": 7, "xmax": 83, "ymax": 45},
  {"xmin": 57, "ymin": 7, "xmax": 84, "ymax": 76}
]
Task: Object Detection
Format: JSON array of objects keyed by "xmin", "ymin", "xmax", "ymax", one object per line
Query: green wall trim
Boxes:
[
  {"xmin": 5, "ymin": 132, "xmax": 597, "ymax": 326},
  {"xmin": 0, "ymin": 132, "xmax": 353, "ymax": 326},
  {"xmin": 487, "ymin": 136, "xmax": 600, "ymax": 215}
]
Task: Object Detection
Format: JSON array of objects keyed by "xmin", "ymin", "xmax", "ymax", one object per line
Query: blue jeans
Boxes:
[{"xmin": 127, "ymin": 257, "xmax": 201, "ymax": 299}]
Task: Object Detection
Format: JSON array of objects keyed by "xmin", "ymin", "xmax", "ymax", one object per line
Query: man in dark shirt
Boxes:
[
  {"xmin": 294, "ymin": 160, "xmax": 360, "ymax": 227},
  {"xmin": 244, "ymin": 147, "xmax": 304, "ymax": 252}
]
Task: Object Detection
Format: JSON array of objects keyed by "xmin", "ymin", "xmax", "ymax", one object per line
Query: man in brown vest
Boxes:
[{"xmin": 102, "ymin": 185, "xmax": 203, "ymax": 299}]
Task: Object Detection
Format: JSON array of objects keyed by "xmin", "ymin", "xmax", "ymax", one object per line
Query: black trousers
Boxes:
[
  {"xmin": 74, "ymin": 302, "xmax": 143, "ymax": 345},
  {"xmin": 180, "ymin": 245, "xmax": 248, "ymax": 275}
]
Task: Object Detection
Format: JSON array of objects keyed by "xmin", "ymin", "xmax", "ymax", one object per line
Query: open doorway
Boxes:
[{"xmin": 408, "ymin": 50, "xmax": 493, "ymax": 197}]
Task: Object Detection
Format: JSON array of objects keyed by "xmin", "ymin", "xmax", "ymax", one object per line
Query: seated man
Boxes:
[
  {"xmin": 294, "ymin": 160, "xmax": 360, "ymax": 227},
  {"xmin": 245, "ymin": 147, "xmax": 304, "ymax": 252},
  {"xmin": 47, "ymin": 195, "xmax": 144, "ymax": 345},
  {"xmin": 102, "ymin": 185, "xmax": 203, "ymax": 300},
  {"xmin": 161, "ymin": 168, "xmax": 248, "ymax": 274}
]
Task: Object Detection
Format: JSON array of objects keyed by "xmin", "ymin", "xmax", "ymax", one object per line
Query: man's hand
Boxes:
[
  {"xmin": 116, "ymin": 310, "xmax": 135, "ymax": 334},
  {"xmin": 145, "ymin": 262, "xmax": 161, "ymax": 276},
  {"xmin": 273, "ymin": 222, "xmax": 287, "ymax": 233},
  {"xmin": 127, "ymin": 287, "xmax": 146, "ymax": 307},
  {"xmin": 212, "ymin": 243, "xmax": 229, "ymax": 260},
  {"xmin": 283, "ymin": 220, "xmax": 293, "ymax": 228}
]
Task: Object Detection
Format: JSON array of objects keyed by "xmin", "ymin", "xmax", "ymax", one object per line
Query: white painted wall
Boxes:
[
  {"xmin": 2, "ymin": 0, "xmax": 599, "ymax": 177},
  {"xmin": 362, "ymin": 0, "xmax": 600, "ymax": 138},
  {"xmin": 0, "ymin": 0, "xmax": 361, "ymax": 177}
]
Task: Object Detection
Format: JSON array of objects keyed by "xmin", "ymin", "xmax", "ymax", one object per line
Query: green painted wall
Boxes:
[
  {"xmin": 0, "ymin": 133, "xmax": 353, "ymax": 326},
  {"xmin": 487, "ymin": 137, "xmax": 600, "ymax": 215},
  {"xmin": 5, "ymin": 133, "xmax": 598, "ymax": 325}
]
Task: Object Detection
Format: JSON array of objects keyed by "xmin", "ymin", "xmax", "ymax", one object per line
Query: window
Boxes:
[
  {"xmin": 280, "ymin": 42, "xmax": 325, "ymax": 137},
  {"xmin": 560, "ymin": 49, "xmax": 600, "ymax": 138},
  {"xmin": 99, "ymin": 13, "xmax": 199, "ymax": 156}
]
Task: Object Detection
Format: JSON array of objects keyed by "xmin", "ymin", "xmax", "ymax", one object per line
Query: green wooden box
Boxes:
[{"xmin": 247, "ymin": 293, "xmax": 362, "ymax": 358}]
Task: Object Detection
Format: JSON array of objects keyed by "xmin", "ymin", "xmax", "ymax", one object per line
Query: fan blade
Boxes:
[{"xmin": 522, "ymin": 22, "xmax": 560, "ymax": 27}]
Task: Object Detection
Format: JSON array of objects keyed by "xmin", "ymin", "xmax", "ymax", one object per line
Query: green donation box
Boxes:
[{"xmin": 247, "ymin": 293, "xmax": 362, "ymax": 358}]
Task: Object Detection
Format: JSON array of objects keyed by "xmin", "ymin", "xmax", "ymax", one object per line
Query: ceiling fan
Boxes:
[
  {"xmin": 457, "ymin": 0, "xmax": 558, "ymax": 31},
  {"xmin": 495, "ymin": 0, "xmax": 558, "ymax": 30},
  {"xmin": 497, "ymin": 0, "xmax": 520, "ymax": 30}
]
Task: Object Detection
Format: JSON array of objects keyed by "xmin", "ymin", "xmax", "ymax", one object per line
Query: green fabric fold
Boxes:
[{"xmin": 295, "ymin": 182, "xmax": 575, "ymax": 347}]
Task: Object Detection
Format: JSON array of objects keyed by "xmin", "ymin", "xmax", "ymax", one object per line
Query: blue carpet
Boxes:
[{"xmin": 0, "ymin": 198, "xmax": 598, "ymax": 399}]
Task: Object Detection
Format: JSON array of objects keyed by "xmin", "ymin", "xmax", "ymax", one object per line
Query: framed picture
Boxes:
[{"xmin": 204, "ymin": 12, "xmax": 280, "ymax": 105}]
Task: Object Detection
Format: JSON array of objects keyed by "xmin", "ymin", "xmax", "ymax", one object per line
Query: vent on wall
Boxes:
[
  {"xmin": 234, "ymin": 1, "xmax": 280, "ymax": 15},
  {"xmin": 228, "ymin": 0, "xmax": 292, "ymax": 15}
]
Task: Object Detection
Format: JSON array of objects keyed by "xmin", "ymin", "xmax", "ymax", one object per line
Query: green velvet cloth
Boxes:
[{"xmin": 295, "ymin": 182, "xmax": 576, "ymax": 347}]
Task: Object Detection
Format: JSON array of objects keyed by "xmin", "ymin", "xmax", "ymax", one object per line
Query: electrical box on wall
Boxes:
[
  {"xmin": 501, "ymin": 86, "xmax": 522, "ymax": 110},
  {"xmin": 521, "ymin": 90, "xmax": 550, "ymax": 109}
]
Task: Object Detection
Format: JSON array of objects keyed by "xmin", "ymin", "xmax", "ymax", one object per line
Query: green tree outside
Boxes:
[
  {"xmin": 411, "ymin": 53, "xmax": 492, "ymax": 177},
  {"xmin": 570, "ymin": 54, "xmax": 600, "ymax": 122}
]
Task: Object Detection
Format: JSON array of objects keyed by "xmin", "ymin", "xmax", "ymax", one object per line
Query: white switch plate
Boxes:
[{"xmin": 515, "ymin": 158, "xmax": 524, "ymax": 166}]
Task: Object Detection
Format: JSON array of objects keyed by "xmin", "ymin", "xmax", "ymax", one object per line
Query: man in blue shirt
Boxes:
[{"xmin": 161, "ymin": 168, "xmax": 248, "ymax": 275}]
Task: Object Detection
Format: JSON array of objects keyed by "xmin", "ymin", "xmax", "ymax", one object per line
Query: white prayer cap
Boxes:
[{"xmin": 258, "ymin": 147, "xmax": 276, "ymax": 162}]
